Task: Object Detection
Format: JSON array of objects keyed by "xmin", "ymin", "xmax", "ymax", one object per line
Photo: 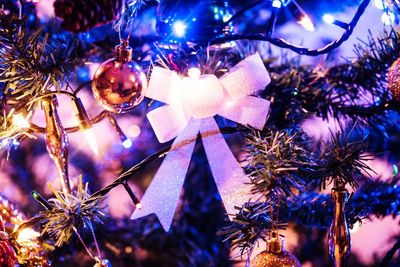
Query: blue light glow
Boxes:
[
  {"xmin": 122, "ymin": 138, "xmax": 133, "ymax": 149},
  {"xmin": 323, "ymin": 14, "xmax": 335, "ymax": 24},
  {"xmin": 172, "ymin": 21, "xmax": 187, "ymax": 38},
  {"xmin": 272, "ymin": 0, "xmax": 282, "ymax": 8},
  {"xmin": 12, "ymin": 139, "xmax": 20, "ymax": 146}
]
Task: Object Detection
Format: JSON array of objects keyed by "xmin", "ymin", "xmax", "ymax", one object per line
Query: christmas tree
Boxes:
[{"xmin": 1, "ymin": 0, "xmax": 400, "ymax": 266}]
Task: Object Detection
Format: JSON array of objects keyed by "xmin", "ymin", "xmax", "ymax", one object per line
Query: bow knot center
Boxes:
[{"xmin": 180, "ymin": 74, "xmax": 225, "ymax": 119}]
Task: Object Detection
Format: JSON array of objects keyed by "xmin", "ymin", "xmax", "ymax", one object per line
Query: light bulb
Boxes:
[
  {"xmin": 83, "ymin": 128, "xmax": 99, "ymax": 155},
  {"xmin": 12, "ymin": 139, "xmax": 20, "ymax": 146},
  {"xmin": 136, "ymin": 202, "xmax": 142, "ymax": 209},
  {"xmin": 122, "ymin": 138, "xmax": 133, "ymax": 149},
  {"xmin": 17, "ymin": 228, "xmax": 40, "ymax": 243},
  {"xmin": 323, "ymin": 14, "xmax": 335, "ymax": 24},
  {"xmin": 272, "ymin": 0, "xmax": 282, "ymax": 8},
  {"xmin": 172, "ymin": 21, "xmax": 187, "ymax": 37},
  {"xmin": 13, "ymin": 113, "xmax": 30, "ymax": 128},
  {"xmin": 298, "ymin": 16, "xmax": 315, "ymax": 32}
]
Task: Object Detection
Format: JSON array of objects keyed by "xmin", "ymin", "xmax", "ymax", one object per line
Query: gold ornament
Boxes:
[
  {"xmin": 328, "ymin": 181, "xmax": 350, "ymax": 267},
  {"xmin": 42, "ymin": 96, "xmax": 71, "ymax": 194},
  {"xmin": 388, "ymin": 57, "xmax": 400, "ymax": 100},
  {"xmin": 92, "ymin": 40, "xmax": 147, "ymax": 113},
  {"xmin": 252, "ymin": 231, "xmax": 301, "ymax": 267},
  {"xmin": 0, "ymin": 195, "xmax": 50, "ymax": 266}
]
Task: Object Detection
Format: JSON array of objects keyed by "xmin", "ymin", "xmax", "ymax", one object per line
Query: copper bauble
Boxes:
[
  {"xmin": 388, "ymin": 57, "xmax": 400, "ymax": 100},
  {"xmin": 252, "ymin": 231, "xmax": 300, "ymax": 267},
  {"xmin": 92, "ymin": 41, "xmax": 147, "ymax": 113}
]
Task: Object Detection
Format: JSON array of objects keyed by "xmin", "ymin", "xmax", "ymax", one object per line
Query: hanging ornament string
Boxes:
[{"xmin": 113, "ymin": 0, "xmax": 147, "ymax": 42}]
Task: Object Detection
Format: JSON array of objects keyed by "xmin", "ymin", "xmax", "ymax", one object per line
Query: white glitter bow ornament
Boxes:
[{"xmin": 131, "ymin": 54, "xmax": 271, "ymax": 231}]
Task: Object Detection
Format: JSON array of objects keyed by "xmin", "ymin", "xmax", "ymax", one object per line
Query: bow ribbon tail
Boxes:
[
  {"xmin": 131, "ymin": 119, "xmax": 201, "ymax": 231},
  {"xmin": 199, "ymin": 118, "xmax": 250, "ymax": 219}
]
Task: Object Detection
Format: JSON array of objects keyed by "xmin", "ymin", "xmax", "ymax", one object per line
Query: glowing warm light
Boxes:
[
  {"xmin": 272, "ymin": 0, "xmax": 282, "ymax": 8},
  {"xmin": 323, "ymin": 14, "xmax": 335, "ymax": 24},
  {"xmin": 122, "ymin": 138, "xmax": 133, "ymax": 149},
  {"xmin": 381, "ymin": 12, "xmax": 395, "ymax": 25},
  {"xmin": 17, "ymin": 228, "xmax": 40, "ymax": 243},
  {"xmin": 172, "ymin": 21, "xmax": 187, "ymax": 37},
  {"xmin": 298, "ymin": 16, "xmax": 315, "ymax": 32},
  {"xmin": 13, "ymin": 113, "xmax": 30, "ymax": 128},
  {"xmin": 83, "ymin": 128, "xmax": 99, "ymax": 155},
  {"xmin": 136, "ymin": 202, "xmax": 142, "ymax": 209},
  {"xmin": 188, "ymin": 67, "xmax": 201, "ymax": 80}
]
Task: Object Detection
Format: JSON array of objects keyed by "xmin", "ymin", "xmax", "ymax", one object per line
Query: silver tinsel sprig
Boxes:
[{"xmin": 35, "ymin": 177, "xmax": 106, "ymax": 247}]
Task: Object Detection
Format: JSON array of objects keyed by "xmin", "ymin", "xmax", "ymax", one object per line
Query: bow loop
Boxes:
[
  {"xmin": 146, "ymin": 67, "xmax": 182, "ymax": 105},
  {"xmin": 220, "ymin": 53, "xmax": 271, "ymax": 100}
]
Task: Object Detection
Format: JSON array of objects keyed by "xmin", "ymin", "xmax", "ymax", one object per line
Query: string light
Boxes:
[
  {"xmin": 122, "ymin": 138, "xmax": 133, "ymax": 149},
  {"xmin": 272, "ymin": 0, "xmax": 282, "ymax": 9},
  {"xmin": 83, "ymin": 129, "xmax": 99, "ymax": 155},
  {"xmin": 268, "ymin": 0, "xmax": 282, "ymax": 36},
  {"xmin": 323, "ymin": 14, "xmax": 335, "ymax": 24},
  {"xmin": 205, "ymin": 0, "xmax": 370, "ymax": 56},
  {"xmin": 322, "ymin": 14, "xmax": 349, "ymax": 29},
  {"xmin": 12, "ymin": 113, "xmax": 30, "ymax": 128},
  {"xmin": 297, "ymin": 15, "xmax": 315, "ymax": 32},
  {"xmin": 381, "ymin": 11, "xmax": 395, "ymax": 25},
  {"xmin": 74, "ymin": 98, "xmax": 99, "ymax": 155},
  {"xmin": 172, "ymin": 21, "xmax": 187, "ymax": 37},
  {"xmin": 289, "ymin": 0, "xmax": 315, "ymax": 32},
  {"xmin": 122, "ymin": 182, "xmax": 142, "ymax": 209},
  {"xmin": 107, "ymin": 115, "xmax": 132, "ymax": 149}
]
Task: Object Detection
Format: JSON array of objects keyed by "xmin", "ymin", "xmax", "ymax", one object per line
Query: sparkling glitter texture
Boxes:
[
  {"xmin": 388, "ymin": 57, "xmax": 400, "ymax": 100},
  {"xmin": 252, "ymin": 250, "xmax": 301, "ymax": 267},
  {"xmin": 131, "ymin": 54, "xmax": 271, "ymax": 231}
]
